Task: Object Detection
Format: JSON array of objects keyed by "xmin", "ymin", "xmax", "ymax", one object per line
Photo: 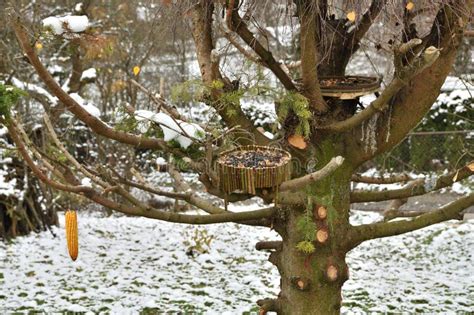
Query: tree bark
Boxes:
[{"xmin": 268, "ymin": 140, "xmax": 353, "ymax": 314}]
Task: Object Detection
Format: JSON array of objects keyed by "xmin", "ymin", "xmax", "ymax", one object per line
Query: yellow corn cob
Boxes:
[{"xmin": 65, "ymin": 210, "xmax": 78, "ymax": 261}]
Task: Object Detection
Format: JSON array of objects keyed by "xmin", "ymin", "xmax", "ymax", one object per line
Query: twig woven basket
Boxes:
[{"xmin": 217, "ymin": 145, "xmax": 291, "ymax": 195}]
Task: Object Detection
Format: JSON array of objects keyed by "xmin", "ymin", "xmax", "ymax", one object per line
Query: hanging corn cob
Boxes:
[{"xmin": 65, "ymin": 210, "xmax": 79, "ymax": 261}]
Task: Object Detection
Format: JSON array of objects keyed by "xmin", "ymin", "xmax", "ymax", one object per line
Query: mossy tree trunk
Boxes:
[{"xmin": 268, "ymin": 139, "xmax": 355, "ymax": 314}]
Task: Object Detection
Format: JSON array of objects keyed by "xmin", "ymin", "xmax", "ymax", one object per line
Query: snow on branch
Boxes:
[
  {"xmin": 42, "ymin": 15, "xmax": 89, "ymax": 35},
  {"xmin": 69, "ymin": 93, "xmax": 101, "ymax": 117},
  {"xmin": 80, "ymin": 68, "xmax": 97, "ymax": 81},
  {"xmin": 134, "ymin": 109, "xmax": 204, "ymax": 149}
]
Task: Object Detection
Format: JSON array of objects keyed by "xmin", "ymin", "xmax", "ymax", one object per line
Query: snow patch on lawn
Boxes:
[{"xmin": 0, "ymin": 211, "xmax": 472, "ymax": 313}]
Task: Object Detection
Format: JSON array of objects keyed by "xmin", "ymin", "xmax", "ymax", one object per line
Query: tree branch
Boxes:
[
  {"xmin": 220, "ymin": 24, "xmax": 260, "ymax": 64},
  {"xmin": 348, "ymin": 0, "xmax": 386, "ymax": 51},
  {"xmin": 189, "ymin": 1, "xmax": 269, "ymax": 146},
  {"xmin": 321, "ymin": 45, "xmax": 440, "ymax": 133},
  {"xmin": 297, "ymin": 0, "xmax": 328, "ymax": 112},
  {"xmin": 7, "ymin": 117, "xmax": 276, "ymax": 225},
  {"xmin": 351, "ymin": 173, "xmax": 412, "ymax": 184},
  {"xmin": 8, "ymin": 11, "xmax": 171, "ymax": 150},
  {"xmin": 256, "ymin": 241, "xmax": 282, "ymax": 251},
  {"xmin": 43, "ymin": 113, "xmax": 110, "ymax": 189},
  {"xmin": 280, "ymin": 156, "xmax": 344, "ymax": 192},
  {"xmin": 226, "ymin": 0, "xmax": 296, "ymax": 91},
  {"xmin": 350, "ymin": 1, "xmax": 471, "ymax": 165},
  {"xmin": 168, "ymin": 164, "xmax": 225, "ymax": 214},
  {"xmin": 351, "ymin": 193, "xmax": 474, "ymax": 244},
  {"xmin": 383, "ymin": 209, "xmax": 432, "ymax": 221},
  {"xmin": 351, "ymin": 162, "xmax": 473, "ymax": 203},
  {"xmin": 129, "ymin": 79, "xmax": 185, "ymax": 122},
  {"xmin": 3, "ymin": 118, "xmax": 94, "ymax": 195}
]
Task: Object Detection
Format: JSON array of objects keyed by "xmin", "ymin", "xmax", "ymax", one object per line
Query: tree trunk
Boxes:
[{"xmin": 270, "ymin": 140, "xmax": 353, "ymax": 314}]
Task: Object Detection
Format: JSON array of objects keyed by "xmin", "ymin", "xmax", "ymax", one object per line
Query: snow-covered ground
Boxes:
[{"xmin": 1, "ymin": 211, "xmax": 472, "ymax": 313}]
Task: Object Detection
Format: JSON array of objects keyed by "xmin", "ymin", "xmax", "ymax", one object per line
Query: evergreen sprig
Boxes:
[
  {"xmin": 0, "ymin": 84, "xmax": 26, "ymax": 119},
  {"xmin": 277, "ymin": 91, "xmax": 312, "ymax": 137}
]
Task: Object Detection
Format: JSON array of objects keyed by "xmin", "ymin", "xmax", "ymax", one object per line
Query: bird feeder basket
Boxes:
[
  {"xmin": 319, "ymin": 75, "xmax": 381, "ymax": 99},
  {"xmin": 217, "ymin": 145, "xmax": 291, "ymax": 195}
]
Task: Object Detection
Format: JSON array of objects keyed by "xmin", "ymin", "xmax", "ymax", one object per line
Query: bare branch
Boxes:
[
  {"xmin": 43, "ymin": 113, "xmax": 110, "ymax": 189},
  {"xmin": 7, "ymin": 117, "xmax": 275, "ymax": 225},
  {"xmin": 168, "ymin": 164, "xmax": 226, "ymax": 215},
  {"xmin": 226, "ymin": 0, "xmax": 296, "ymax": 91},
  {"xmin": 351, "ymin": 173, "xmax": 412, "ymax": 184},
  {"xmin": 382, "ymin": 197, "xmax": 408, "ymax": 220},
  {"xmin": 383, "ymin": 209, "xmax": 433, "ymax": 221},
  {"xmin": 280, "ymin": 156, "xmax": 344, "ymax": 192},
  {"xmin": 351, "ymin": 162, "xmax": 474, "ymax": 203},
  {"xmin": 111, "ymin": 171, "xmax": 188, "ymax": 200},
  {"xmin": 350, "ymin": 193, "xmax": 474, "ymax": 244},
  {"xmin": 129, "ymin": 79, "xmax": 185, "ymax": 122},
  {"xmin": 189, "ymin": 1, "xmax": 269, "ymax": 146},
  {"xmin": 321, "ymin": 45, "xmax": 440, "ymax": 133},
  {"xmin": 9, "ymin": 11, "xmax": 171, "ymax": 150},
  {"xmin": 297, "ymin": 0, "xmax": 328, "ymax": 112},
  {"xmin": 88, "ymin": 190, "xmax": 276, "ymax": 225},
  {"xmin": 348, "ymin": 0, "xmax": 387, "ymax": 51},
  {"xmin": 350, "ymin": 1, "xmax": 471, "ymax": 165},
  {"xmin": 220, "ymin": 24, "xmax": 260, "ymax": 64},
  {"xmin": 256, "ymin": 241, "xmax": 282, "ymax": 251},
  {"xmin": 3, "ymin": 118, "xmax": 94, "ymax": 195}
]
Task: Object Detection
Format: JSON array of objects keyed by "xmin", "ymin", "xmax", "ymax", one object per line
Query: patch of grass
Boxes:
[
  {"xmin": 25, "ymin": 271, "xmax": 35, "ymax": 277},
  {"xmin": 131, "ymin": 280, "xmax": 146, "ymax": 287},
  {"xmin": 35, "ymin": 299, "xmax": 46, "ymax": 305},
  {"xmin": 34, "ymin": 260, "xmax": 53, "ymax": 265},
  {"xmin": 140, "ymin": 307, "xmax": 162, "ymax": 314},
  {"xmin": 422, "ymin": 229, "xmax": 444, "ymax": 245}
]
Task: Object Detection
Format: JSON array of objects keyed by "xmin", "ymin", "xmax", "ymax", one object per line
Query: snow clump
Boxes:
[{"xmin": 42, "ymin": 15, "xmax": 89, "ymax": 35}]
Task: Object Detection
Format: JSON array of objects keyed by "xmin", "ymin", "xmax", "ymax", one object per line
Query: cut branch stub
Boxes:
[
  {"xmin": 314, "ymin": 205, "xmax": 328, "ymax": 220},
  {"xmin": 290, "ymin": 276, "xmax": 311, "ymax": 291},
  {"xmin": 316, "ymin": 228, "xmax": 329, "ymax": 244},
  {"xmin": 217, "ymin": 145, "xmax": 291, "ymax": 195},
  {"xmin": 326, "ymin": 264, "xmax": 338, "ymax": 282}
]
